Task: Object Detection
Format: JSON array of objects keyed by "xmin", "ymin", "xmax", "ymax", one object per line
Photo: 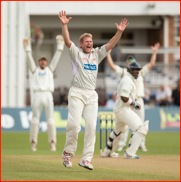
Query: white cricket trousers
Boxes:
[
  {"xmin": 118, "ymin": 97, "xmax": 146, "ymax": 147},
  {"xmin": 114, "ymin": 107, "xmax": 142, "ymax": 136},
  {"xmin": 30, "ymin": 91, "xmax": 56, "ymax": 144},
  {"xmin": 63, "ymin": 86, "xmax": 98, "ymax": 162}
]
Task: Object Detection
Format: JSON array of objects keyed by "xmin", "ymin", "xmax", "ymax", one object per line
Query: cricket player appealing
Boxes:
[
  {"xmin": 102, "ymin": 62, "xmax": 149, "ymax": 159},
  {"xmin": 23, "ymin": 35, "xmax": 64, "ymax": 152},
  {"xmin": 58, "ymin": 10, "xmax": 129, "ymax": 170},
  {"xmin": 107, "ymin": 43, "xmax": 160, "ymax": 152}
]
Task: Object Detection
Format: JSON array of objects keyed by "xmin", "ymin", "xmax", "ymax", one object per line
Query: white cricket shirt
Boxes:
[
  {"xmin": 33, "ymin": 67, "xmax": 54, "ymax": 92},
  {"xmin": 68, "ymin": 41, "xmax": 107, "ymax": 90},
  {"xmin": 113, "ymin": 73, "xmax": 137, "ymax": 113}
]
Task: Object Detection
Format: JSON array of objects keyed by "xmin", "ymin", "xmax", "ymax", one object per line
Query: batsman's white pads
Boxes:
[
  {"xmin": 110, "ymin": 126, "xmax": 128, "ymax": 154},
  {"xmin": 133, "ymin": 100, "xmax": 141, "ymax": 110},
  {"xmin": 56, "ymin": 35, "xmax": 64, "ymax": 50},
  {"xmin": 137, "ymin": 120, "xmax": 149, "ymax": 135},
  {"xmin": 47, "ymin": 118, "xmax": 57, "ymax": 144},
  {"xmin": 30, "ymin": 117, "xmax": 39, "ymax": 144},
  {"xmin": 126, "ymin": 121, "xmax": 149, "ymax": 156},
  {"xmin": 126, "ymin": 131, "xmax": 145, "ymax": 156},
  {"xmin": 23, "ymin": 37, "xmax": 31, "ymax": 52}
]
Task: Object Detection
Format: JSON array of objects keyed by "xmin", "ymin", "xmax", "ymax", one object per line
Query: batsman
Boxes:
[
  {"xmin": 102, "ymin": 62, "xmax": 149, "ymax": 159},
  {"xmin": 107, "ymin": 43, "xmax": 160, "ymax": 152}
]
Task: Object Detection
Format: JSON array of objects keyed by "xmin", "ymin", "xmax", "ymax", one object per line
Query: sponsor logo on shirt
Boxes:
[
  {"xmin": 122, "ymin": 89, "xmax": 129, "ymax": 94},
  {"xmin": 39, "ymin": 71, "xmax": 46, "ymax": 76},
  {"xmin": 84, "ymin": 64, "xmax": 97, "ymax": 71},
  {"xmin": 82, "ymin": 58, "xmax": 86, "ymax": 60},
  {"xmin": 92, "ymin": 58, "xmax": 96, "ymax": 61}
]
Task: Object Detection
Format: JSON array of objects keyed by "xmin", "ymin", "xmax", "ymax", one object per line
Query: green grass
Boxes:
[
  {"xmin": 1, "ymin": 132, "xmax": 180, "ymax": 181},
  {"xmin": 1, "ymin": 132, "xmax": 180, "ymax": 156}
]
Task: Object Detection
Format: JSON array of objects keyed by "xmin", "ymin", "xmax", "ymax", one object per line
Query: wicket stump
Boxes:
[{"xmin": 99, "ymin": 113, "xmax": 114, "ymax": 156}]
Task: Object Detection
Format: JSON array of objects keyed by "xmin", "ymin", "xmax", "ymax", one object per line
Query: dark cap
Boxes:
[{"xmin": 38, "ymin": 55, "xmax": 47, "ymax": 61}]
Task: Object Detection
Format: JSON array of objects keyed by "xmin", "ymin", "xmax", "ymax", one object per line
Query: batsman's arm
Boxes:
[
  {"xmin": 147, "ymin": 42, "xmax": 160, "ymax": 70},
  {"xmin": 105, "ymin": 18, "xmax": 129, "ymax": 52},
  {"xmin": 121, "ymin": 96, "xmax": 141, "ymax": 110},
  {"xmin": 23, "ymin": 38, "xmax": 36, "ymax": 73},
  {"xmin": 58, "ymin": 11, "xmax": 72, "ymax": 48},
  {"xmin": 49, "ymin": 35, "xmax": 65, "ymax": 72}
]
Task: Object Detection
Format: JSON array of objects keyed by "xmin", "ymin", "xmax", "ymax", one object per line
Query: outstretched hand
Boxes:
[
  {"xmin": 23, "ymin": 37, "xmax": 30, "ymax": 47},
  {"xmin": 115, "ymin": 18, "xmax": 129, "ymax": 33},
  {"xmin": 58, "ymin": 11, "xmax": 72, "ymax": 25},
  {"xmin": 151, "ymin": 42, "xmax": 160, "ymax": 52}
]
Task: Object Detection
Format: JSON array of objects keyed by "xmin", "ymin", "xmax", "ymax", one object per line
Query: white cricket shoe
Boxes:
[
  {"xmin": 50, "ymin": 143, "xmax": 56, "ymax": 152},
  {"xmin": 31, "ymin": 139, "xmax": 37, "ymax": 152},
  {"xmin": 50, "ymin": 139, "xmax": 56, "ymax": 152},
  {"xmin": 117, "ymin": 145, "xmax": 126, "ymax": 152},
  {"xmin": 140, "ymin": 146, "xmax": 148, "ymax": 152},
  {"xmin": 102, "ymin": 148, "xmax": 120, "ymax": 158},
  {"xmin": 62, "ymin": 151, "xmax": 72, "ymax": 168},
  {"xmin": 78, "ymin": 159, "xmax": 93, "ymax": 170},
  {"xmin": 123, "ymin": 152, "xmax": 139, "ymax": 159}
]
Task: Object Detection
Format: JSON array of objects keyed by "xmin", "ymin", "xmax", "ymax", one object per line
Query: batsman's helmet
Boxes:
[
  {"xmin": 127, "ymin": 62, "xmax": 142, "ymax": 78},
  {"xmin": 126, "ymin": 55, "xmax": 136, "ymax": 63}
]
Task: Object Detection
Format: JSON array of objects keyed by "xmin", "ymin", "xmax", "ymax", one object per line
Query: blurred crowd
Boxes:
[{"xmin": 26, "ymin": 78, "xmax": 180, "ymax": 108}]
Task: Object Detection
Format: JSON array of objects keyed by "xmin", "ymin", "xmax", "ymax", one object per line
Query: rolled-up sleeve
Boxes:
[
  {"xmin": 141, "ymin": 65, "xmax": 149, "ymax": 77},
  {"xmin": 120, "ymin": 81, "xmax": 132, "ymax": 97},
  {"xmin": 68, "ymin": 41, "xmax": 79, "ymax": 61},
  {"xmin": 115, "ymin": 65, "xmax": 124, "ymax": 76},
  {"xmin": 97, "ymin": 45, "xmax": 107, "ymax": 64}
]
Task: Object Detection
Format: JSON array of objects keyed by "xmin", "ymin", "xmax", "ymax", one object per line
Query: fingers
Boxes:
[
  {"xmin": 68, "ymin": 17, "xmax": 72, "ymax": 20},
  {"xmin": 120, "ymin": 18, "xmax": 128, "ymax": 25},
  {"xmin": 59, "ymin": 10, "xmax": 66, "ymax": 17},
  {"xmin": 125, "ymin": 22, "xmax": 129, "ymax": 27},
  {"xmin": 115, "ymin": 23, "xmax": 118, "ymax": 27},
  {"xmin": 156, "ymin": 42, "xmax": 160, "ymax": 47}
]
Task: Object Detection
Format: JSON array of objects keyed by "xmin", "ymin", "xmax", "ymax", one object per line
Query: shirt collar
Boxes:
[{"xmin": 79, "ymin": 47, "xmax": 94, "ymax": 53}]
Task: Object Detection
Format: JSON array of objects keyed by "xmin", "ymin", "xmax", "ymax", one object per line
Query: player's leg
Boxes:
[
  {"xmin": 30, "ymin": 92, "xmax": 43, "ymax": 151},
  {"xmin": 120, "ymin": 110, "xmax": 149, "ymax": 159},
  {"xmin": 63, "ymin": 94, "xmax": 84, "ymax": 168},
  {"xmin": 78, "ymin": 100, "xmax": 98, "ymax": 170},
  {"xmin": 102, "ymin": 116, "xmax": 128, "ymax": 157},
  {"xmin": 117, "ymin": 126, "xmax": 129, "ymax": 152},
  {"xmin": 44, "ymin": 92, "xmax": 57, "ymax": 151},
  {"xmin": 134, "ymin": 98, "xmax": 147, "ymax": 151}
]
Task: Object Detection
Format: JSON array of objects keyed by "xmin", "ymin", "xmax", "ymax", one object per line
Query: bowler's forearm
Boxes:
[
  {"xmin": 105, "ymin": 30, "xmax": 122, "ymax": 52},
  {"xmin": 62, "ymin": 24, "xmax": 71, "ymax": 48}
]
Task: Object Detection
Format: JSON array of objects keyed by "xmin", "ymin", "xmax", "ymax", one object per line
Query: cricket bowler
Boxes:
[{"xmin": 58, "ymin": 10, "xmax": 129, "ymax": 170}]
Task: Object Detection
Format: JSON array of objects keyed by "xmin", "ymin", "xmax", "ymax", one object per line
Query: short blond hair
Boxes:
[{"xmin": 79, "ymin": 33, "xmax": 93, "ymax": 43}]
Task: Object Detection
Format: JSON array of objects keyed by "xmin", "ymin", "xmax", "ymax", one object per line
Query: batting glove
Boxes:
[
  {"xmin": 133, "ymin": 100, "xmax": 141, "ymax": 110},
  {"xmin": 56, "ymin": 35, "xmax": 64, "ymax": 50}
]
